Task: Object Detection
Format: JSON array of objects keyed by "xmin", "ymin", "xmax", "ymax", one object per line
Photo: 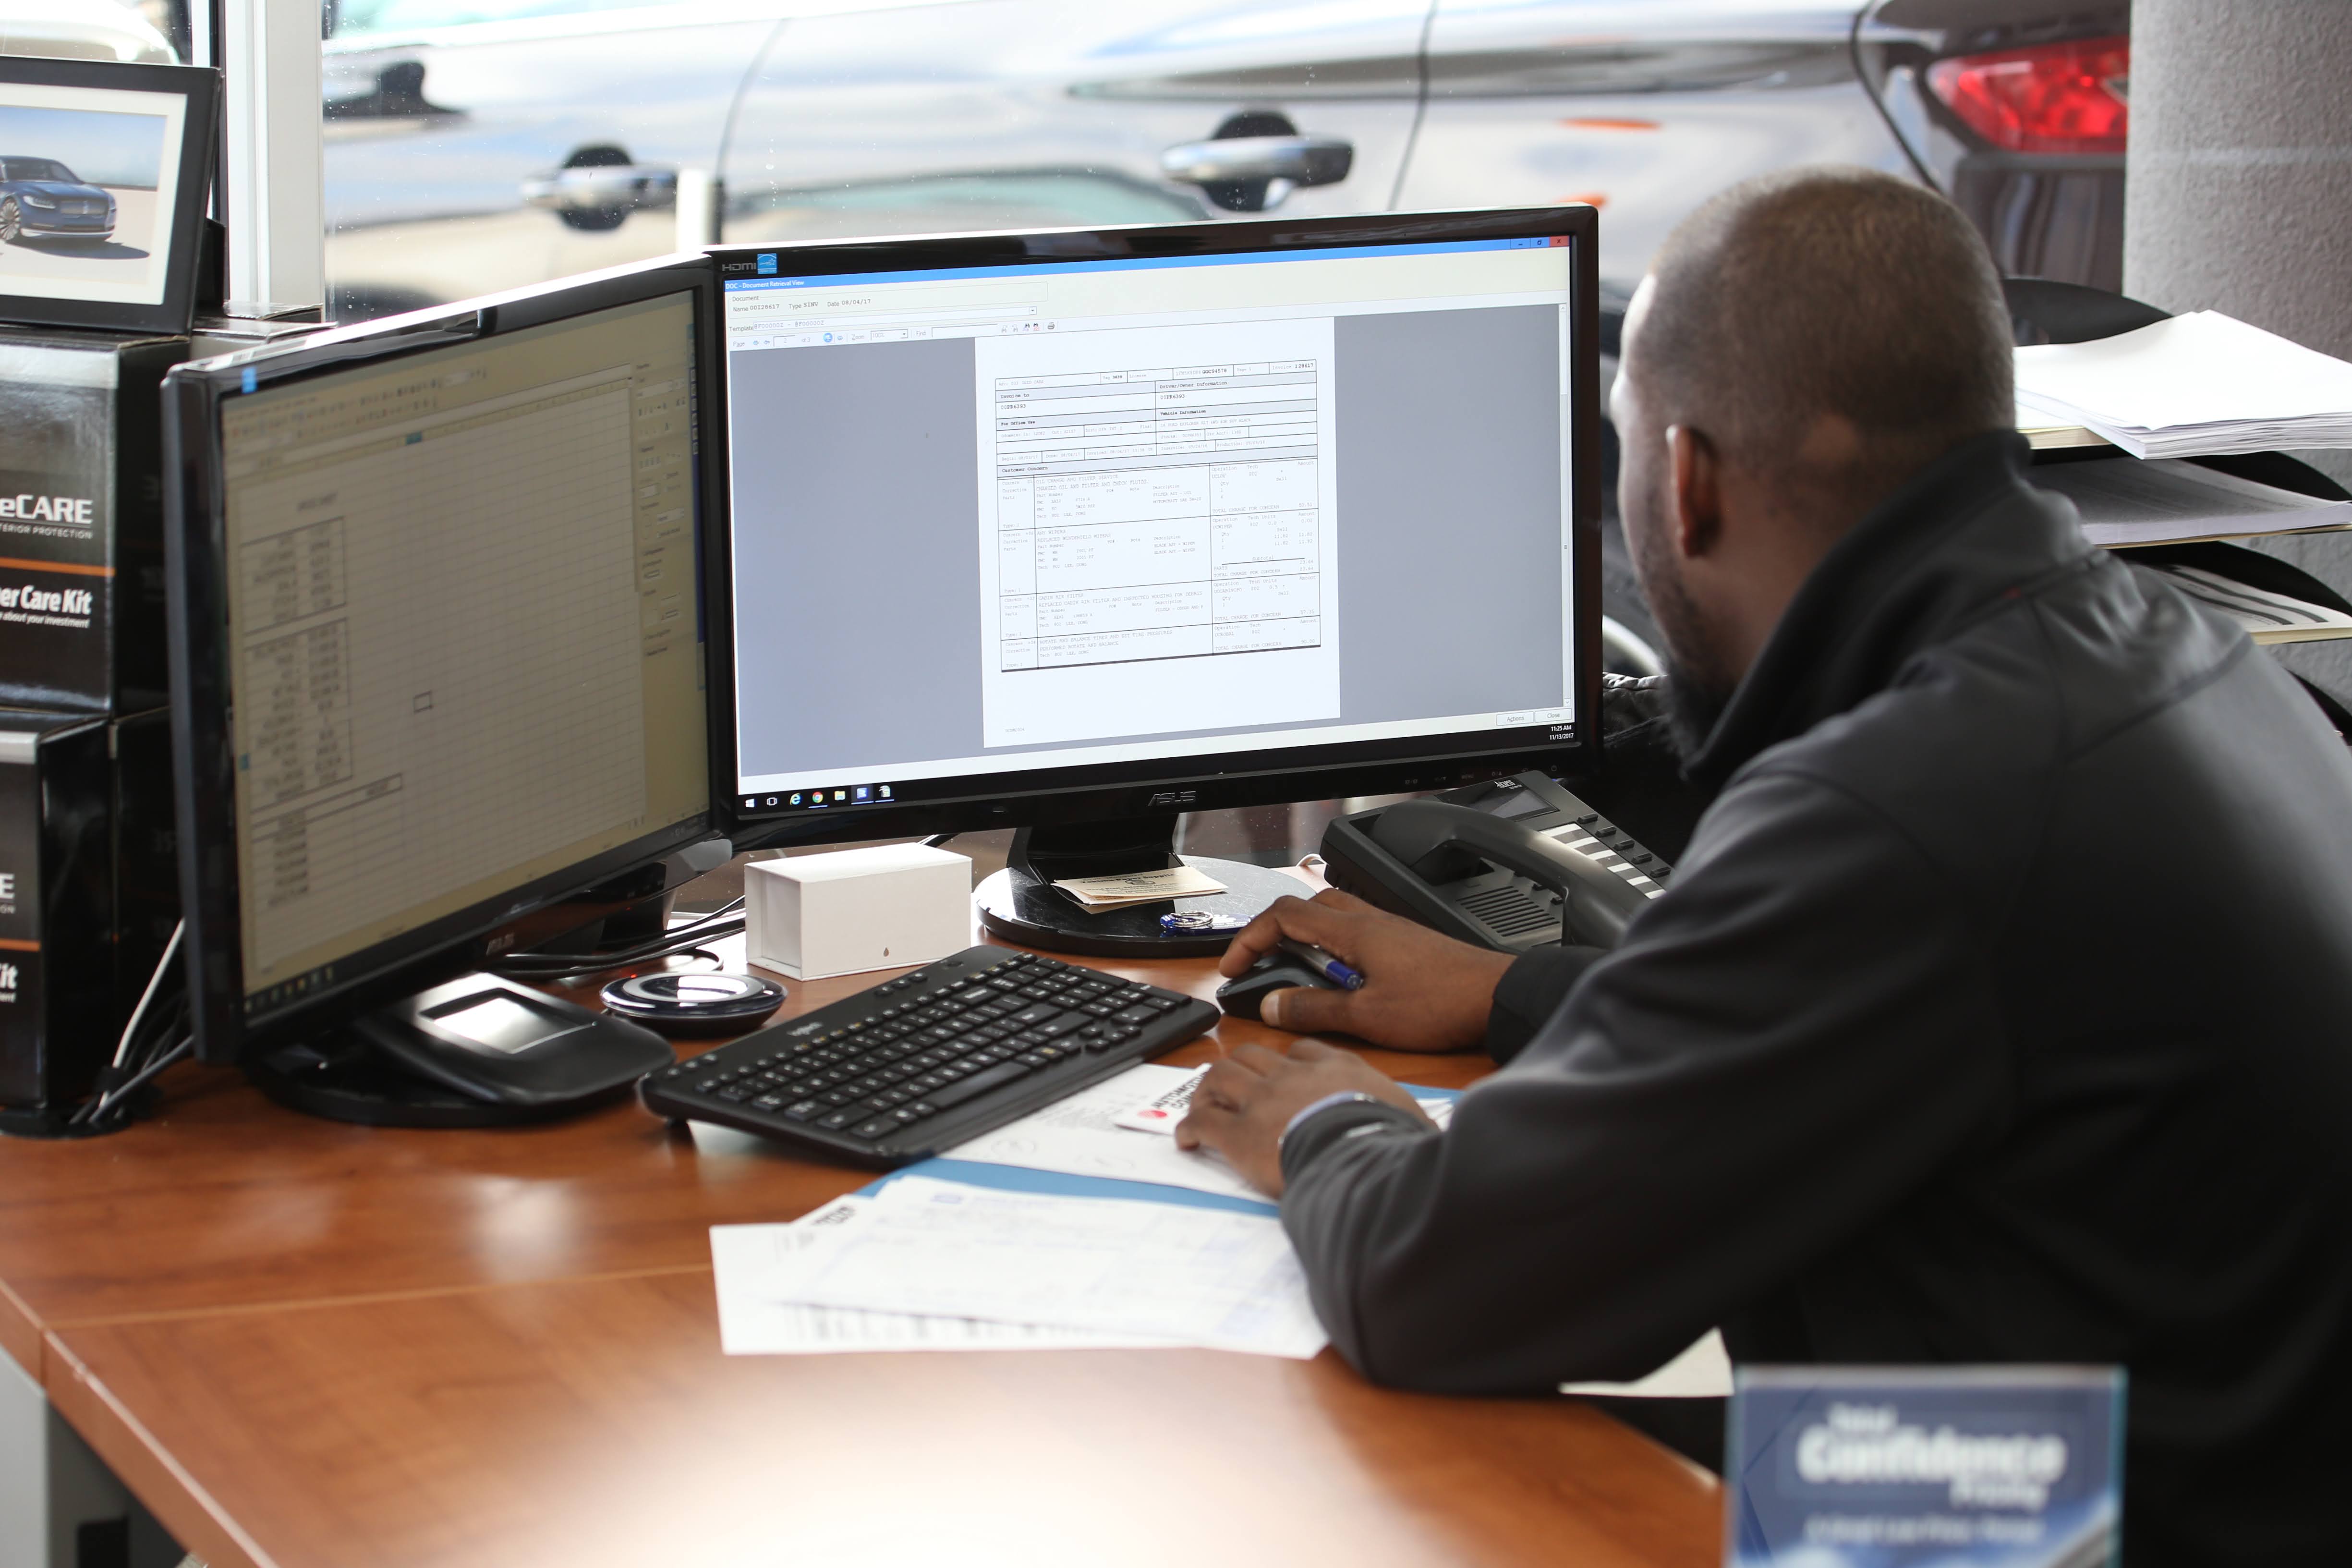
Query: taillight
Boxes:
[{"xmin": 1927, "ymin": 36, "xmax": 2129, "ymax": 155}]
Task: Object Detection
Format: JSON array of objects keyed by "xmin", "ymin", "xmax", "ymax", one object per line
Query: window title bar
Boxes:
[{"xmin": 723, "ymin": 236, "xmax": 1565, "ymax": 293}]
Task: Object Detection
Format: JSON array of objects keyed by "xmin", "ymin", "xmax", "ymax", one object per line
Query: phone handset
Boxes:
[{"xmin": 1370, "ymin": 799, "xmax": 1647, "ymax": 948}]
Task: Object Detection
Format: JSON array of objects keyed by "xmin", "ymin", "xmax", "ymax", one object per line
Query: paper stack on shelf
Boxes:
[
  {"xmin": 2015, "ymin": 312, "xmax": 2352, "ymax": 459},
  {"xmin": 2146, "ymin": 563, "xmax": 2352, "ymax": 645},
  {"xmin": 2034, "ymin": 458, "xmax": 2352, "ymax": 548},
  {"xmin": 714, "ymin": 1175, "xmax": 1329, "ymax": 1358},
  {"xmin": 2014, "ymin": 403, "xmax": 2109, "ymax": 451}
]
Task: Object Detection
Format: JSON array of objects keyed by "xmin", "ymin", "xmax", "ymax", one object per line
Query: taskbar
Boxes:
[{"xmin": 730, "ymin": 716, "xmax": 1580, "ymax": 827}]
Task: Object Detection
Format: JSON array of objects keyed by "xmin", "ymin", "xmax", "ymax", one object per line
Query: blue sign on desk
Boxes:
[{"xmin": 1726, "ymin": 1366, "xmax": 2124, "ymax": 1568}]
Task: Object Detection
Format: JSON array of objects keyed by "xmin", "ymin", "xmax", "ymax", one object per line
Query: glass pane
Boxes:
[{"xmin": 321, "ymin": 0, "xmax": 1428, "ymax": 323}]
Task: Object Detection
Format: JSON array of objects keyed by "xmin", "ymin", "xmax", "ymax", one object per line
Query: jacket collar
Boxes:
[{"xmin": 1680, "ymin": 431, "xmax": 2091, "ymax": 787}]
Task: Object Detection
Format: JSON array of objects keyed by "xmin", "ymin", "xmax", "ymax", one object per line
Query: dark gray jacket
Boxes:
[{"xmin": 1279, "ymin": 433, "xmax": 2352, "ymax": 1564}]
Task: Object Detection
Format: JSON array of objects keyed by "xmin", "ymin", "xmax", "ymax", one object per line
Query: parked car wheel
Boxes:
[{"xmin": 0, "ymin": 199, "xmax": 19, "ymax": 245}]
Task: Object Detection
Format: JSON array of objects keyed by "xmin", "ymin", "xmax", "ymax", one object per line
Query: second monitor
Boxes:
[{"xmin": 711, "ymin": 208, "xmax": 1601, "ymax": 953}]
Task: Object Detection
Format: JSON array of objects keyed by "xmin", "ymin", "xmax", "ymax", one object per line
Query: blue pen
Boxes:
[{"xmin": 1281, "ymin": 939, "xmax": 1365, "ymax": 991}]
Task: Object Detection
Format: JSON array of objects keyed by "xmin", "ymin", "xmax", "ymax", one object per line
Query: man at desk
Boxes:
[{"xmin": 1178, "ymin": 168, "xmax": 2352, "ymax": 1563}]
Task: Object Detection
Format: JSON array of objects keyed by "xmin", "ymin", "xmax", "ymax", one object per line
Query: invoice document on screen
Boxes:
[{"xmin": 974, "ymin": 316, "xmax": 1341, "ymax": 749}]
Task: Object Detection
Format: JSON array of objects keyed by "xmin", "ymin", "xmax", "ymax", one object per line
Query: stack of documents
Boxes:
[
  {"xmin": 1052, "ymin": 865, "xmax": 1227, "ymax": 911},
  {"xmin": 2015, "ymin": 312, "xmax": 2352, "ymax": 459},
  {"xmin": 2033, "ymin": 457, "xmax": 2352, "ymax": 547},
  {"xmin": 713, "ymin": 1176, "xmax": 1329, "ymax": 1358},
  {"xmin": 2146, "ymin": 562, "xmax": 2352, "ymax": 645}
]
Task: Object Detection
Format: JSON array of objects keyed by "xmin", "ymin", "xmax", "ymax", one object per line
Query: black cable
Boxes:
[
  {"xmin": 76, "ymin": 1036, "xmax": 192, "ymax": 1128},
  {"xmin": 486, "ymin": 902, "xmax": 749, "ymax": 980},
  {"xmin": 487, "ymin": 897, "xmax": 745, "ymax": 969},
  {"xmin": 490, "ymin": 926, "xmax": 745, "ymax": 982},
  {"xmin": 490, "ymin": 914, "xmax": 745, "ymax": 970},
  {"xmin": 922, "ymin": 832, "xmax": 958, "ymax": 849}
]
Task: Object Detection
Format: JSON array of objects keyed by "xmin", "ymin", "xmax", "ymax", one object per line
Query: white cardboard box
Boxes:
[{"xmin": 744, "ymin": 844, "xmax": 972, "ymax": 981}]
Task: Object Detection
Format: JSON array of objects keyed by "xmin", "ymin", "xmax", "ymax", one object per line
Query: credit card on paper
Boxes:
[
  {"xmin": 1113, "ymin": 1066, "xmax": 1210, "ymax": 1131},
  {"xmin": 1113, "ymin": 1066, "xmax": 1458, "ymax": 1135}
]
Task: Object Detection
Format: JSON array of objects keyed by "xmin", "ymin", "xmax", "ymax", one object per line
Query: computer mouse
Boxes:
[{"xmin": 1214, "ymin": 955, "xmax": 1340, "ymax": 1021}]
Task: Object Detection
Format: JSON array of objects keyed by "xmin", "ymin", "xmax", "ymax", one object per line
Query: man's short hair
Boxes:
[{"xmin": 1632, "ymin": 167, "xmax": 2013, "ymax": 481}]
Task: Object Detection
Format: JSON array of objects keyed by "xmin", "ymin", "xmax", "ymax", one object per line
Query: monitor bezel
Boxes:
[
  {"xmin": 163, "ymin": 255, "xmax": 726, "ymax": 1064},
  {"xmin": 704, "ymin": 206, "xmax": 1604, "ymax": 851}
]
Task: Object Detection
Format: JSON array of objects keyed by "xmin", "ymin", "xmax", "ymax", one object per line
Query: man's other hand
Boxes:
[
  {"xmin": 1176, "ymin": 1040, "xmax": 1432, "ymax": 1197},
  {"xmin": 1218, "ymin": 889, "xmax": 1514, "ymax": 1052}
]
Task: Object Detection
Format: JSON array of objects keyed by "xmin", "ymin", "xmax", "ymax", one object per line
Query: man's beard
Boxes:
[
  {"xmin": 1661, "ymin": 655, "xmax": 1732, "ymax": 763},
  {"xmin": 1624, "ymin": 504, "xmax": 1734, "ymax": 762}
]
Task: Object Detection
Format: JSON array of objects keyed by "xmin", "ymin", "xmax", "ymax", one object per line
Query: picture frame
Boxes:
[{"xmin": 0, "ymin": 56, "xmax": 218, "ymax": 335}]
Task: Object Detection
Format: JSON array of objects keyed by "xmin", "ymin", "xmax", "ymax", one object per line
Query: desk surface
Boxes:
[{"xmin": 0, "ymin": 936, "xmax": 1722, "ymax": 1568}]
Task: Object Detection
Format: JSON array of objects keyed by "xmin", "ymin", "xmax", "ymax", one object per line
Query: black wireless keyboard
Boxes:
[{"xmin": 638, "ymin": 946, "xmax": 1218, "ymax": 1167}]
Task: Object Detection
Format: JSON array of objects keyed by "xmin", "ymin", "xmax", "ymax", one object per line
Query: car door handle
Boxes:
[
  {"xmin": 1159, "ymin": 135, "xmax": 1354, "ymax": 188},
  {"xmin": 521, "ymin": 165, "xmax": 678, "ymax": 213}
]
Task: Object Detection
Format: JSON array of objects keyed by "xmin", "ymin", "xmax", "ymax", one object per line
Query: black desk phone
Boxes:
[{"xmin": 1320, "ymin": 772, "xmax": 1672, "ymax": 953}]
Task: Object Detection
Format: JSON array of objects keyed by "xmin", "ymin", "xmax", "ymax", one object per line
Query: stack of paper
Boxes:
[
  {"xmin": 2146, "ymin": 563, "xmax": 2352, "ymax": 644},
  {"xmin": 1052, "ymin": 865, "xmax": 1227, "ymax": 911},
  {"xmin": 2015, "ymin": 312, "xmax": 2352, "ymax": 459},
  {"xmin": 714, "ymin": 1176, "xmax": 1329, "ymax": 1358},
  {"xmin": 2033, "ymin": 458, "xmax": 2352, "ymax": 547}
]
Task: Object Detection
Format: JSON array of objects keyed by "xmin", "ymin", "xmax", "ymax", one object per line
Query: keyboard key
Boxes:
[
  {"xmin": 818, "ymin": 1110, "xmax": 857, "ymax": 1130},
  {"xmin": 1113, "ymin": 1004, "xmax": 1158, "ymax": 1024},
  {"xmin": 854, "ymin": 1118, "xmax": 894, "ymax": 1140},
  {"xmin": 1008, "ymin": 1004, "xmax": 1062, "ymax": 1027},
  {"xmin": 925, "ymin": 1061, "xmax": 1031, "ymax": 1110},
  {"xmin": 1033, "ymin": 1016, "xmax": 1085, "ymax": 1038},
  {"xmin": 783, "ymin": 1100, "xmax": 821, "ymax": 1120}
]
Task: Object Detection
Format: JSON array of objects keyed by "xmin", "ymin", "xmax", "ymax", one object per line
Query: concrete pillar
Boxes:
[
  {"xmin": 2124, "ymin": 0, "xmax": 2352, "ymax": 696},
  {"xmin": 2125, "ymin": 0, "xmax": 2352, "ymax": 370}
]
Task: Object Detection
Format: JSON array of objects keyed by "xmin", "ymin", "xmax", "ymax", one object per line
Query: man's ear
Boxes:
[{"xmin": 1665, "ymin": 424, "xmax": 1724, "ymax": 560}]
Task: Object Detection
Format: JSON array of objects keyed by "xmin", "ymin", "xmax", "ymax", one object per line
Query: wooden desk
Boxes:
[{"xmin": 0, "ymin": 941, "xmax": 1722, "ymax": 1568}]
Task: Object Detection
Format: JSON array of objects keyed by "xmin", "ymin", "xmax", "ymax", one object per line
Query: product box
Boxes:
[
  {"xmin": 1727, "ymin": 1365, "xmax": 2124, "ymax": 1568},
  {"xmin": 0, "ymin": 327, "xmax": 192, "ymax": 714},
  {"xmin": 745, "ymin": 844, "xmax": 972, "ymax": 980},
  {"xmin": 0, "ymin": 707, "xmax": 180, "ymax": 1127}
]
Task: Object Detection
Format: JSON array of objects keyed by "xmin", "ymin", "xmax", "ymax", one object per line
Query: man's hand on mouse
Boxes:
[
  {"xmin": 1176, "ymin": 1039, "xmax": 1431, "ymax": 1197},
  {"xmin": 1219, "ymin": 889, "xmax": 1514, "ymax": 1052}
]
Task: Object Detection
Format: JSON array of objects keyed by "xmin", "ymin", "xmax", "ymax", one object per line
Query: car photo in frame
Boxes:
[{"xmin": 0, "ymin": 56, "xmax": 216, "ymax": 334}]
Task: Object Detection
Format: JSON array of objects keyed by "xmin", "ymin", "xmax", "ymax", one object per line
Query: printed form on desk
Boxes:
[{"xmin": 714, "ymin": 1176, "xmax": 1326, "ymax": 1359}]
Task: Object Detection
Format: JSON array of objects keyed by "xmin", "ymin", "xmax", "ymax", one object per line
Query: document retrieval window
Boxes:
[
  {"xmin": 723, "ymin": 240, "xmax": 1576, "ymax": 799},
  {"xmin": 219, "ymin": 295, "xmax": 707, "ymax": 995}
]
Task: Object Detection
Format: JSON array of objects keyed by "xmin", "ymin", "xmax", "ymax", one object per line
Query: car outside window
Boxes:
[{"xmin": 327, "ymin": 0, "xmax": 689, "ymax": 41}]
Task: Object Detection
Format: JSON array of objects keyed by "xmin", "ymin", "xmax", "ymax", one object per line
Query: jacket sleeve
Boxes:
[
  {"xmin": 1485, "ymin": 946, "xmax": 1607, "ymax": 1064},
  {"xmin": 1278, "ymin": 767, "xmax": 2007, "ymax": 1393}
]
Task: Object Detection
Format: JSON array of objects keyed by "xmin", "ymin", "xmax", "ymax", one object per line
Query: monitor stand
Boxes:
[
  {"xmin": 974, "ymin": 815, "xmax": 1309, "ymax": 959},
  {"xmin": 247, "ymin": 972, "xmax": 675, "ymax": 1129}
]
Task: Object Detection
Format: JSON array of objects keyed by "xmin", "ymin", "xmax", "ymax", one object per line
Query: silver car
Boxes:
[{"xmin": 322, "ymin": 0, "xmax": 2130, "ymax": 324}]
